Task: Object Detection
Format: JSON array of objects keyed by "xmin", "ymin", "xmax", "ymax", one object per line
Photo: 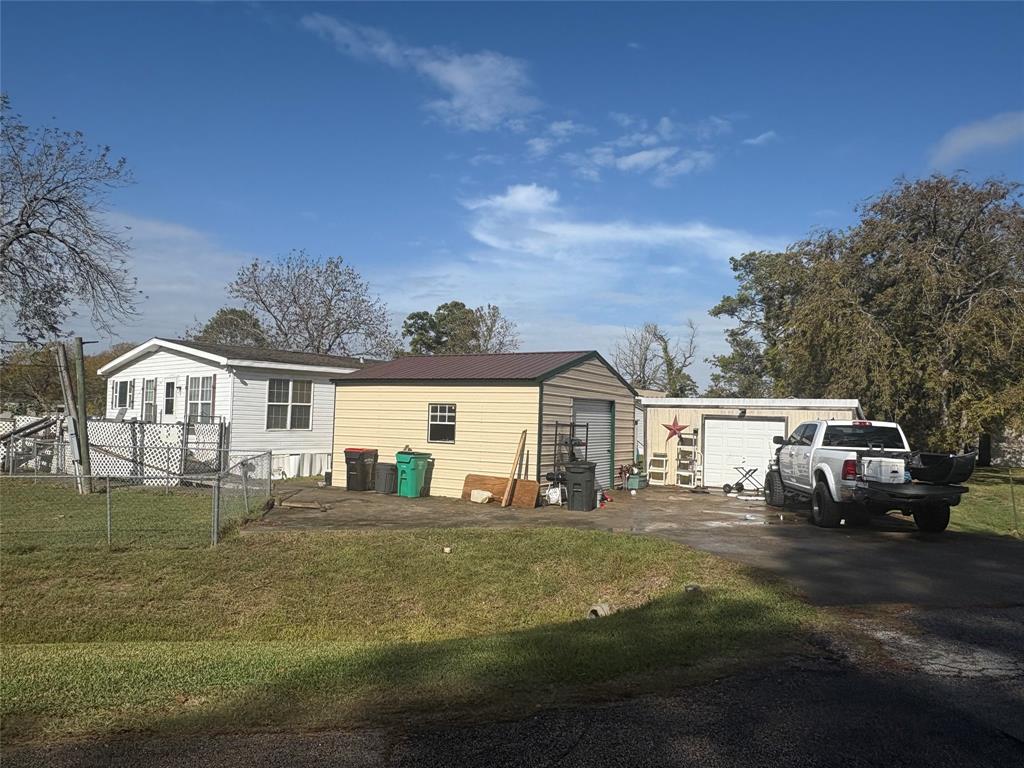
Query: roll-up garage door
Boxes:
[
  {"xmin": 702, "ymin": 418, "xmax": 786, "ymax": 489},
  {"xmin": 572, "ymin": 398, "xmax": 614, "ymax": 488}
]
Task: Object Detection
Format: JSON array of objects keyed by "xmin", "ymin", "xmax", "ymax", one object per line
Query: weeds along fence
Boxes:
[{"xmin": 0, "ymin": 452, "xmax": 273, "ymax": 551}]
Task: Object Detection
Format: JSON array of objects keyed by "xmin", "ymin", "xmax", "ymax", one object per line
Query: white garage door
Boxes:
[
  {"xmin": 573, "ymin": 398, "xmax": 613, "ymax": 489},
  {"xmin": 702, "ymin": 418, "xmax": 786, "ymax": 489}
]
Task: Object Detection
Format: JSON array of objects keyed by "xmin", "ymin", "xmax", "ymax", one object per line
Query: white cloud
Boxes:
[
  {"xmin": 930, "ymin": 111, "xmax": 1024, "ymax": 167},
  {"xmin": 465, "ymin": 183, "xmax": 560, "ymax": 214},
  {"xmin": 742, "ymin": 130, "xmax": 778, "ymax": 146},
  {"xmin": 360, "ymin": 185, "xmax": 786, "ymax": 382},
  {"xmin": 66, "ymin": 212, "xmax": 257, "ymax": 345},
  {"xmin": 609, "ymin": 112, "xmax": 644, "ymax": 129},
  {"xmin": 525, "ymin": 120, "xmax": 591, "ymax": 158},
  {"xmin": 654, "ymin": 150, "xmax": 715, "ymax": 186},
  {"xmin": 615, "ymin": 147, "xmax": 679, "ymax": 172},
  {"xmin": 463, "ymin": 183, "xmax": 783, "ymax": 261},
  {"xmin": 627, "ymin": 41, "xmax": 642, "ymax": 50},
  {"xmin": 301, "ymin": 14, "xmax": 538, "ymax": 131},
  {"xmin": 526, "ymin": 137, "xmax": 557, "ymax": 159}
]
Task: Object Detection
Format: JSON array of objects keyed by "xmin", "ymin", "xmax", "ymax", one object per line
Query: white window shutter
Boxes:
[{"xmin": 128, "ymin": 379, "xmax": 135, "ymax": 409}]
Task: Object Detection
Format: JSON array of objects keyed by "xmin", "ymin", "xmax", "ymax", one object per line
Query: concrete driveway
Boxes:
[{"xmin": 250, "ymin": 484, "xmax": 1024, "ymax": 608}]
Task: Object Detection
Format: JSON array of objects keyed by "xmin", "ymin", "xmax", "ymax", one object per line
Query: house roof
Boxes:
[
  {"xmin": 340, "ymin": 350, "xmax": 637, "ymax": 394},
  {"xmin": 97, "ymin": 337, "xmax": 377, "ymax": 377},
  {"xmin": 161, "ymin": 339, "xmax": 375, "ymax": 369},
  {"xmin": 639, "ymin": 396, "xmax": 863, "ymax": 413}
]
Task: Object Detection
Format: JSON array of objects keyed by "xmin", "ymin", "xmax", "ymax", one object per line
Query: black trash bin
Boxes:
[
  {"xmin": 344, "ymin": 448, "xmax": 378, "ymax": 491},
  {"xmin": 374, "ymin": 462, "xmax": 397, "ymax": 494},
  {"xmin": 565, "ymin": 461, "xmax": 597, "ymax": 512}
]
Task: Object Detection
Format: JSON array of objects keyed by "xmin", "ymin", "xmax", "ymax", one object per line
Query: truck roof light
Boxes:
[{"xmin": 852, "ymin": 420, "xmax": 872, "ymax": 427}]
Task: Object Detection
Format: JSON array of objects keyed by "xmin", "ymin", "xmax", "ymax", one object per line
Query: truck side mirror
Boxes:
[{"xmin": 773, "ymin": 435, "xmax": 784, "ymax": 445}]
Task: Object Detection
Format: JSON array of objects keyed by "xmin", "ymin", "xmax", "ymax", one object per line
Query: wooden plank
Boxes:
[
  {"xmin": 461, "ymin": 474, "xmax": 539, "ymax": 509},
  {"xmin": 502, "ymin": 430, "xmax": 528, "ymax": 507}
]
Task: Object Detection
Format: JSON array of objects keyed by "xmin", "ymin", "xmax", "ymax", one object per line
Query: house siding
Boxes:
[
  {"xmin": 103, "ymin": 349, "xmax": 229, "ymax": 424},
  {"xmin": 227, "ymin": 367, "xmax": 337, "ymax": 456},
  {"xmin": 332, "ymin": 383, "xmax": 540, "ymax": 498},
  {"xmin": 643, "ymin": 404, "xmax": 860, "ymax": 485},
  {"xmin": 540, "ymin": 358, "xmax": 635, "ymax": 485}
]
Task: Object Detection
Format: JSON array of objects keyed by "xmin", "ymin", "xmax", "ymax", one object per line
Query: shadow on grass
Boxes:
[{"xmin": 2, "ymin": 586, "xmax": 811, "ymax": 743}]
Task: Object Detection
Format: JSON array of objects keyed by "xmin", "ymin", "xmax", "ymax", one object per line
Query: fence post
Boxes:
[
  {"xmin": 266, "ymin": 451, "xmax": 273, "ymax": 498},
  {"xmin": 211, "ymin": 474, "xmax": 220, "ymax": 546},
  {"xmin": 106, "ymin": 477, "xmax": 112, "ymax": 546},
  {"xmin": 1009, "ymin": 466, "xmax": 1019, "ymax": 537},
  {"xmin": 241, "ymin": 463, "xmax": 250, "ymax": 516}
]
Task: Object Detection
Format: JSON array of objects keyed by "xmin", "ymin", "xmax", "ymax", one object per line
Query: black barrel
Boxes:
[
  {"xmin": 344, "ymin": 448, "xmax": 378, "ymax": 491},
  {"xmin": 566, "ymin": 461, "xmax": 597, "ymax": 512},
  {"xmin": 374, "ymin": 462, "xmax": 397, "ymax": 494}
]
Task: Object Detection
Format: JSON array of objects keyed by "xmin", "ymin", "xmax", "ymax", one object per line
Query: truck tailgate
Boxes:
[{"xmin": 859, "ymin": 481, "xmax": 968, "ymax": 500}]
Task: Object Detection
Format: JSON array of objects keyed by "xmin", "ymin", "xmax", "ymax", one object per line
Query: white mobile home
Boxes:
[{"xmin": 97, "ymin": 338, "xmax": 373, "ymax": 476}]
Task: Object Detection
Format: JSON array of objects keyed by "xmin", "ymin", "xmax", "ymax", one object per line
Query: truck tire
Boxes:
[
  {"xmin": 765, "ymin": 470, "xmax": 785, "ymax": 508},
  {"xmin": 913, "ymin": 502, "xmax": 950, "ymax": 533},
  {"xmin": 811, "ymin": 481, "xmax": 842, "ymax": 528}
]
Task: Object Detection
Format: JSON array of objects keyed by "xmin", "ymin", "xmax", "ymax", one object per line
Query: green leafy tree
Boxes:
[
  {"xmin": 186, "ymin": 307, "xmax": 269, "ymax": 347},
  {"xmin": 709, "ymin": 175, "xmax": 1024, "ymax": 448},
  {"xmin": 402, "ymin": 301, "xmax": 519, "ymax": 354}
]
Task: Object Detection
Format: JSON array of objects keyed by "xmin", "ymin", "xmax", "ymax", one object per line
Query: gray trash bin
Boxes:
[
  {"xmin": 565, "ymin": 461, "xmax": 597, "ymax": 512},
  {"xmin": 375, "ymin": 462, "xmax": 397, "ymax": 494}
]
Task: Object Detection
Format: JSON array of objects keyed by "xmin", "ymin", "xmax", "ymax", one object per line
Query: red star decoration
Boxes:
[{"xmin": 663, "ymin": 417, "xmax": 689, "ymax": 441}]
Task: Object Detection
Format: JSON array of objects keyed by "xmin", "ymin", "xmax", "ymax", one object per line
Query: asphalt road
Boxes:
[{"xmin": 9, "ymin": 659, "xmax": 1022, "ymax": 768}]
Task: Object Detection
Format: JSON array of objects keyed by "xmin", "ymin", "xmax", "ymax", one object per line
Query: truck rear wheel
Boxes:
[
  {"xmin": 765, "ymin": 470, "xmax": 785, "ymax": 508},
  {"xmin": 913, "ymin": 502, "xmax": 950, "ymax": 533},
  {"xmin": 811, "ymin": 482, "xmax": 842, "ymax": 528}
]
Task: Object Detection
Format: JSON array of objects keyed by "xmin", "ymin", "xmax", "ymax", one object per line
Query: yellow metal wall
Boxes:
[
  {"xmin": 332, "ymin": 383, "xmax": 540, "ymax": 498},
  {"xmin": 644, "ymin": 405, "xmax": 859, "ymax": 486},
  {"xmin": 541, "ymin": 358, "xmax": 636, "ymax": 484}
]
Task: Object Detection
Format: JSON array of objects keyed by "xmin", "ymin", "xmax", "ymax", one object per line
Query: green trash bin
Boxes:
[{"xmin": 396, "ymin": 451, "xmax": 432, "ymax": 497}]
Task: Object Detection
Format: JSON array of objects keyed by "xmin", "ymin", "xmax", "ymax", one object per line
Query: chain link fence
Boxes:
[{"xmin": 0, "ymin": 452, "xmax": 273, "ymax": 551}]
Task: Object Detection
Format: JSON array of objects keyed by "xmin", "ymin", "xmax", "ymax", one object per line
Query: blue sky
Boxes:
[{"xmin": 3, "ymin": 1, "xmax": 1023, "ymax": 384}]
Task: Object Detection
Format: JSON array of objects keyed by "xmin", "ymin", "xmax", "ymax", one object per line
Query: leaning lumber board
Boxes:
[
  {"xmin": 502, "ymin": 430, "xmax": 528, "ymax": 507},
  {"xmin": 461, "ymin": 474, "xmax": 539, "ymax": 509}
]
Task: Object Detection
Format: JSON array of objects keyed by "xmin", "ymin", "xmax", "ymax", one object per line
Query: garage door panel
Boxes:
[
  {"xmin": 702, "ymin": 418, "xmax": 785, "ymax": 488},
  {"xmin": 573, "ymin": 398, "xmax": 613, "ymax": 489}
]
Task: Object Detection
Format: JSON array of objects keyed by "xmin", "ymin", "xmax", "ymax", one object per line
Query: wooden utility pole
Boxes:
[
  {"xmin": 54, "ymin": 344, "xmax": 84, "ymax": 493},
  {"xmin": 73, "ymin": 337, "xmax": 93, "ymax": 492}
]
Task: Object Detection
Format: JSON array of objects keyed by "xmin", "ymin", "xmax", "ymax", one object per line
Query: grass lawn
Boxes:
[
  {"xmin": 950, "ymin": 467, "xmax": 1022, "ymax": 537},
  {"xmin": 1, "ymin": 528, "xmax": 821, "ymax": 744},
  {"xmin": 0, "ymin": 478, "xmax": 257, "ymax": 550}
]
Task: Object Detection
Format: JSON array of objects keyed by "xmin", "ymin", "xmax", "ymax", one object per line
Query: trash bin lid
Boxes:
[{"xmin": 345, "ymin": 447, "xmax": 372, "ymax": 453}]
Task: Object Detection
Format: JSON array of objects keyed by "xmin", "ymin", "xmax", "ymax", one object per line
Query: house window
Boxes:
[
  {"xmin": 164, "ymin": 382, "xmax": 175, "ymax": 415},
  {"xmin": 428, "ymin": 403, "xmax": 456, "ymax": 443},
  {"xmin": 143, "ymin": 379, "xmax": 157, "ymax": 422},
  {"xmin": 187, "ymin": 376, "xmax": 214, "ymax": 424},
  {"xmin": 266, "ymin": 379, "xmax": 313, "ymax": 430},
  {"xmin": 113, "ymin": 380, "xmax": 132, "ymax": 409}
]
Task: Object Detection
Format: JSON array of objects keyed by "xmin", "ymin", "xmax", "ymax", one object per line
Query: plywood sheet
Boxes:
[{"xmin": 461, "ymin": 474, "xmax": 539, "ymax": 508}]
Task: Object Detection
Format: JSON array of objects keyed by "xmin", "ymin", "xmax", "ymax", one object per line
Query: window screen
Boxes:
[{"xmin": 428, "ymin": 403, "xmax": 456, "ymax": 443}]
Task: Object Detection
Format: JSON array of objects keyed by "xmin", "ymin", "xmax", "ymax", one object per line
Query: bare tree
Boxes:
[
  {"xmin": 614, "ymin": 320, "xmax": 699, "ymax": 396},
  {"xmin": 185, "ymin": 307, "xmax": 269, "ymax": 347},
  {"xmin": 473, "ymin": 304, "xmax": 520, "ymax": 353},
  {"xmin": 613, "ymin": 324, "xmax": 665, "ymax": 390},
  {"xmin": 228, "ymin": 250, "xmax": 398, "ymax": 357},
  {"xmin": 0, "ymin": 96, "xmax": 138, "ymax": 345}
]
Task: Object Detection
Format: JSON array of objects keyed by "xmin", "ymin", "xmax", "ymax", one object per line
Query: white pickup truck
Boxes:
[{"xmin": 764, "ymin": 419, "xmax": 974, "ymax": 533}]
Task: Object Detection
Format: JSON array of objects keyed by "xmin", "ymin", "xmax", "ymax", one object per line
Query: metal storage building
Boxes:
[
  {"xmin": 640, "ymin": 397, "xmax": 863, "ymax": 489},
  {"xmin": 332, "ymin": 351, "xmax": 637, "ymax": 498}
]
